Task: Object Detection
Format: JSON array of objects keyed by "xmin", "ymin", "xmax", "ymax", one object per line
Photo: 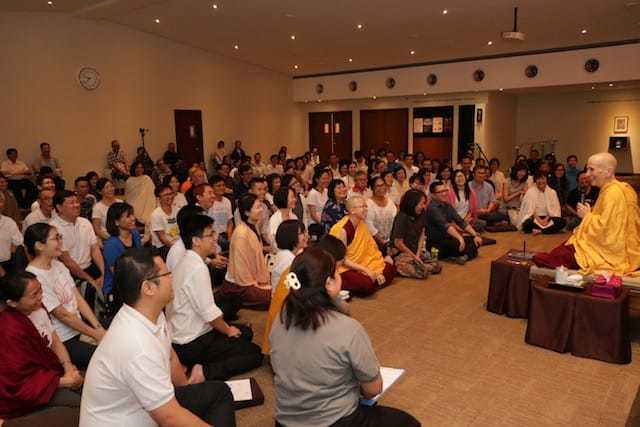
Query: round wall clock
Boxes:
[{"xmin": 78, "ymin": 67, "xmax": 101, "ymax": 90}]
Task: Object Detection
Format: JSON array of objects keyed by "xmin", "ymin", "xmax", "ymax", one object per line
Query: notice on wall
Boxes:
[
  {"xmin": 432, "ymin": 117, "xmax": 444, "ymax": 133},
  {"xmin": 413, "ymin": 118, "xmax": 423, "ymax": 133}
]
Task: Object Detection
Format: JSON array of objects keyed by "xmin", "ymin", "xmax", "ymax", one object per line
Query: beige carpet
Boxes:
[{"xmin": 235, "ymin": 231, "xmax": 640, "ymax": 426}]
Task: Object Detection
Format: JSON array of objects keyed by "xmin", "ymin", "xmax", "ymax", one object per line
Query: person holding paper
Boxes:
[
  {"xmin": 270, "ymin": 247, "xmax": 420, "ymax": 427},
  {"xmin": 517, "ymin": 172, "xmax": 566, "ymax": 234}
]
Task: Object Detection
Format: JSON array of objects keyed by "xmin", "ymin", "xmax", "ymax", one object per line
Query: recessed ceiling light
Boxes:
[
  {"xmin": 348, "ymin": 58, "xmax": 353, "ymax": 62},
  {"xmin": 423, "ymin": 92, "xmax": 427, "ymax": 96},
  {"xmin": 293, "ymin": 64, "xmax": 299, "ymax": 69},
  {"xmin": 317, "ymin": 99, "xmax": 322, "ymax": 103},
  {"xmin": 284, "ymin": 13, "xmax": 295, "ymax": 18},
  {"xmin": 609, "ymin": 83, "xmax": 614, "ymax": 87},
  {"xmin": 290, "ymin": 35, "xmax": 296, "ymax": 40},
  {"xmin": 499, "ymin": 88, "xmax": 504, "ymax": 91},
  {"xmin": 47, "ymin": 1, "xmax": 53, "ymax": 4},
  {"xmin": 154, "ymin": 18, "xmax": 160, "ymax": 24},
  {"xmin": 442, "ymin": 9, "xmax": 448, "ymax": 15},
  {"xmin": 234, "ymin": 44, "xmax": 239, "ymax": 50},
  {"xmin": 591, "ymin": 86, "xmax": 596, "ymax": 90},
  {"xmin": 212, "ymin": 4, "xmax": 218, "ymax": 9},
  {"xmin": 581, "ymin": 29, "xmax": 588, "ymax": 34},
  {"xmin": 487, "ymin": 41, "xmax": 493, "ymax": 46},
  {"xmin": 357, "ymin": 23, "xmax": 363, "ymax": 29},
  {"xmin": 372, "ymin": 96, "xmax": 377, "ymax": 100},
  {"xmin": 410, "ymin": 50, "xmax": 415, "ymax": 55}
]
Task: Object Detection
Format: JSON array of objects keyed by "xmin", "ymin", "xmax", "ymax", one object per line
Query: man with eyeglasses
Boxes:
[
  {"xmin": 80, "ymin": 248, "xmax": 236, "ymax": 427},
  {"xmin": 426, "ymin": 181, "xmax": 482, "ymax": 265},
  {"xmin": 149, "ymin": 184, "xmax": 180, "ymax": 256},
  {"xmin": 168, "ymin": 214, "xmax": 262, "ymax": 382}
]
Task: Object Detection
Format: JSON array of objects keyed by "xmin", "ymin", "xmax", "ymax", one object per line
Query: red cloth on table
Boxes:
[
  {"xmin": 0, "ymin": 308, "xmax": 63, "ymax": 419},
  {"xmin": 533, "ymin": 241, "xmax": 580, "ymax": 270}
]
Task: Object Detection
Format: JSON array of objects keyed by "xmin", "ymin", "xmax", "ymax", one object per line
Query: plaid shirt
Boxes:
[{"xmin": 107, "ymin": 150, "xmax": 126, "ymax": 168}]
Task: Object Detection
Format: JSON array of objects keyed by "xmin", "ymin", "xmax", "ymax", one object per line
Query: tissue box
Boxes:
[{"xmin": 590, "ymin": 275, "xmax": 621, "ymax": 300}]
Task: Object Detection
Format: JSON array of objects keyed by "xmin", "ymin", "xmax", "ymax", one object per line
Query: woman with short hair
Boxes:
[
  {"xmin": 270, "ymin": 248, "xmax": 420, "ymax": 427},
  {"xmin": 270, "ymin": 219, "xmax": 308, "ymax": 291},
  {"xmin": 268, "ymin": 186, "xmax": 298, "ymax": 248},
  {"xmin": 366, "ymin": 176, "xmax": 398, "ymax": 253},
  {"xmin": 92, "ymin": 178, "xmax": 122, "ymax": 241},
  {"xmin": 321, "ymin": 179, "xmax": 348, "ymax": 233},
  {"xmin": 0, "ymin": 271, "xmax": 83, "ymax": 419}
]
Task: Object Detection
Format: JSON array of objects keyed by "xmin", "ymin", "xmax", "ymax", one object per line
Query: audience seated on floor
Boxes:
[
  {"xmin": 23, "ymin": 189, "xmax": 55, "ymax": 231},
  {"xmin": 329, "ymin": 195, "xmax": 396, "ymax": 296},
  {"xmin": 149, "ymin": 184, "xmax": 180, "ymax": 255},
  {"xmin": 209, "ymin": 175, "xmax": 234, "ymax": 251},
  {"xmin": 534, "ymin": 152, "xmax": 640, "ymax": 275},
  {"xmin": 517, "ymin": 172, "xmax": 566, "ymax": 234},
  {"xmin": 0, "ymin": 192, "xmax": 23, "ymax": 278},
  {"xmin": 0, "ymin": 272, "xmax": 83, "ymax": 420},
  {"xmin": 564, "ymin": 170, "xmax": 600, "ymax": 231},
  {"xmin": 390, "ymin": 189, "xmax": 442, "ymax": 279},
  {"xmin": 366, "ymin": 175, "xmax": 397, "ymax": 253},
  {"xmin": 80, "ymin": 248, "xmax": 236, "ymax": 427},
  {"xmin": 270, "ymin": 219, "xmax": 308, "ymax": 291},
  {"xmin": 321, "ymin": 178, "xmax": 348, "ymax": 234},
  {"xmin": 268, "ymin": 186, "xmax": 298, "ymax": 249},
  {"xmin": 426, "ymin": 181, "xmax": 483, "ymax": 265},
  {"xmin": 25, "ymin": 223, "xmax": 104, "ymax": 369},
  {"xmin": 270, "ymin": 248, "xmax": 420, "ymax": 427},
  {"xmin": 219, "ymin": 193, "xmax": 271, "ymax": 309},
  {"xmin": 125, "ymin": 161, "xmax": 156, "ymax": 226},
  {"xmin": 167, "ymin": 214, "xmax": 262, "ymax": 381},
  {"xmin": 503, "ymin": 162, "xmax": 531, "ymax": 225},
  {"xmin": 102, "ymin": 202, "xmax": 141, "ymax": 314},
  {"xmin": 91, "ymin": 178, "xmax": 122, "ymax": 241},
  {"xmin": 469, "ymin": 164, "xmax": 510, "ymax": 227},
  {"xmin": 448, "ymin": 169, "xmax": 479, "ymax": 231}
]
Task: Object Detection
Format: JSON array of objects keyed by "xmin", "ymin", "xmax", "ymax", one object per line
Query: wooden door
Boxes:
[
  {"xmin": 174, "ymin": 110, "xmax": 204, "ymax": 168},
  {"xmin": 332, "ymin": 111, "xmax": 353, "ymax": 161},
  {"xmin": 458, "ymin": 105, "xmax": 475, "ymax": 162},
  {"xmin": 360, "ymin": 108, "xmax": 408, "ymax": 155},
  {"xmin": 309, "ymin": 112, "xmax": 333, "ymax": 164},
  {"xmin": 309, "ymin": 111, "xmax": 353, "ymax": 163}
]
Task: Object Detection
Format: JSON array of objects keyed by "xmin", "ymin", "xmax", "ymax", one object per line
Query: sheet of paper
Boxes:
[
  {"xmin": 225, "ymin": 379, "xmax": 253, "ymax": 402},
  {"xmin": 360, "ymin": 367, "xmax": 405, "ymax": 406}
]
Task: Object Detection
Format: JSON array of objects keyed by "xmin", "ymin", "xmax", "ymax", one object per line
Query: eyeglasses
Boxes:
[
  {"xmin": 200, "ymin": 232, "xmax": 217, "ymax": 239},
  {"xmin": 145, "ymin": 271, "xmax": 171, "ymax": 282}
]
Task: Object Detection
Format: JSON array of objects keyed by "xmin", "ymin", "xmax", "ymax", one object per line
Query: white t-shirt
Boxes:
[
  {"xmin": 165, "ymin": 238, "xmax": 186, "ymax": 272},
  {"xmin": 50, "ymin": 215, "xmax": 98, "ymax": 270},
  {"xmin": 27, "ymin": 260, "xmax": 81, "ymax": 342},
  {"xmin": 271, "ymin": 249, "xmax": 295, "ymax": 292},
  {"xmin": 92, "ymin": 199, "xmax": 122, "ymax": 238},
  {"xmin": 365, "ymin": 198, "xmax": 397, "ymax": 241},
  {"xmin": 80, "ymin": 305, "xmax": 174, "ymax": 427},
  {"xmin": 28, "ymin": 307, "xmax": 55, "ymax": 347},
  {"xmin": 0, "ymin": 215, "xmax": 22, "ymax": 262},
  {"xmin": 207, "ymin": 197, "xmax": 233, "ymax": 235},
  {"xmin": 22, "ymin": 208, "xmax": 52, "ymax": 232},
  {"xmin": 454, "ymin": 191, "xmax": 470, "ymax": 219},
  {"xmin": 166, "ymin": 250, "xmax": 223, "ymax": 345},
  {"xmin": 172, "ymin": 192, "xmax": 188, "ymax": 210},
  {"xmin": 149, "ymin": 206, "xmax": 180, "ymax": 248},
  {"xmin": 268, "ymin": 210, "xmax": 298, "ymax": 249},
  {"xmin": 307, "ymin": 188, "xmax": 328, "ymax": 224}
]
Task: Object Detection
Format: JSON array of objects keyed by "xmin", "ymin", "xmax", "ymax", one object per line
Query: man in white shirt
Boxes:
[
  {"xmin": 168, "ymin": 215, "xmax": 262, "ymax": 380},
  {"xmin": 251, "ymin": 152, "xmax": 266, "ymax": 177},
  {"xmin": 264, "ymin": 154, "xmax": 284, "ymax": 176},
  {"xmin": 80, "ymin": 248, "xmax": 235, "ymax": 427},
  {"xmin": 348, "ymin": 171, "xmax": 372, "ymax": 199},
  {"xmin": 30, "ymin": 175, "xmax": 57, "ymax": 212},
  {"xmin": 50, "ymin": 190, "xmax": 105, "ymax": 300},
  {"xmin": 209, "ymin": 176, "xmax": 234, "ymax": 252},
  {"xmin": 328, "ymin": 153, "xmax": 341, "ymax": 179},
  {"xmin": 23, "ymin": 189, "xmax": 55, "ymax": 232},
  {"xmin": 518, "ymin": 172, "xmax": 566, "ymax": 234},
  {"xmin": 149, "ymin": 184, "xmax": 180, "ymax": 252},
  {"xmin": 403, "ymin": 154, "xmax": 420, "ymax": 180},
  {"xmin": 0, "ymin": 191, "xmax": 23, "ymax": 277},
  {"xmin": 1, "ymin": 147, "xmax": 37, "ymax": 209}
]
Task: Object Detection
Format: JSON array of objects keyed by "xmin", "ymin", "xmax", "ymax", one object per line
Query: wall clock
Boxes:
[{"xmin": 78, "ymin": 67, "xmax": 101, "ymax": 90}]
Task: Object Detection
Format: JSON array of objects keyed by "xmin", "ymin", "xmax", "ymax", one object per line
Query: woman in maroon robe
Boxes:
[{"xmin": 0, "ymin": 272, "xmax": 83, "ymax": 420}]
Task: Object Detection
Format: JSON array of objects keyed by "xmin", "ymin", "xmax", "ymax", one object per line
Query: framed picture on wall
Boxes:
[{"xmin": 614, "ymin": 116, "xmax": 629, "ymax": 133}]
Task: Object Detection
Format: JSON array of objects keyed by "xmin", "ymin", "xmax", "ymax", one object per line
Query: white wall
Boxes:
[
  {"xmin": 293, "ymin": 43, "xmax": 640, "ymax": 102},
  {"xmin": 0, "ymin": 13, "xmax": 305, "ymax": 182},
  {"xmin": 515, "ymin": 88, "xmax": 640, "ymax": 172}
]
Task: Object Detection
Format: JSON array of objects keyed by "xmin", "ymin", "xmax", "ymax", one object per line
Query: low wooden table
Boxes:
[
  {"xmin": 486, "ymin": 250, "xmax": 536, "ymax": 318},
  {"xmin": 525, "ymin": 278, "xmax": 631, "ymax": 364}
]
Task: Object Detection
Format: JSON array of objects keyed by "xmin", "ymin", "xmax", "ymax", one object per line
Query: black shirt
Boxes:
[
  {"xmin": 390, "ymin": 211, "xmax": 426, "ymax": 253},
  {"xmin": 426, "ymin": 199, "xmax": 467, "ymax": 242},
  {"xmin": 567, "ymin": 186, "xmax": 600, "ymax": 210}
]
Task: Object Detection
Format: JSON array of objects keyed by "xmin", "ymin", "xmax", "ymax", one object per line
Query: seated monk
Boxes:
[
  {"xmin": 0, "ymin": 272, "xmax": 83, "ymax": 420},
  {"xmin": 534, "ymin": 152, "xmax": 640, "ymax": 275},
  {"xmin": 329, "ymin": 196, "xmax": 396, "ymax": 296}
]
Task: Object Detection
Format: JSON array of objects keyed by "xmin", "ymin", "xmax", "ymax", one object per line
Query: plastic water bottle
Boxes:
[{"xmin": 430, "ymin": 247, "xmax": 439, "ymax": 261}]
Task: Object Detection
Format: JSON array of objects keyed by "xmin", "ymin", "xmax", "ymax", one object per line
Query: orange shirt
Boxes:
[{"xmin": 261, "ymin": 268, "xmax": 289, "ymax": 355}]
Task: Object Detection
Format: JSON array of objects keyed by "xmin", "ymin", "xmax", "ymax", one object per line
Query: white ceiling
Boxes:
[{"xmin": 3, "ymin": 0, "xmax": 640, "ymax": 76}]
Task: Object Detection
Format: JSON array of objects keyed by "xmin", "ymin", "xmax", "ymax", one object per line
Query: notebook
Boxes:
[
  {"xmin": 360, "ymin": 367, "xmax": 405, "ymax": 406},
  {"xmin": 225, "ymin": 377, "xmax": 264, "ymax": 409}
]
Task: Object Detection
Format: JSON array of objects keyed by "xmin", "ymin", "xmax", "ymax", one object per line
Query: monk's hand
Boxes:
[
  {"xmin": 376, "ymin": 274, "xmax": 386, "ymax": 286},
  {"xmin": 577, "ymin": 202, "xmax": 591, "ymax": 218}
]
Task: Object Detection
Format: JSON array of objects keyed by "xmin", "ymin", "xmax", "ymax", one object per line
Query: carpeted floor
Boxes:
[{"xmin": 234, "ymin": 231, "xmax": 640, "ymax": 426}]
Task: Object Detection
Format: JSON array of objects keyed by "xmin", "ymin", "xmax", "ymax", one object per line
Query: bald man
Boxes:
[
  {"xmin": 534, "ymin": 152, "xmax": 640, "ymax": 275},
  {"xmin": 329, "ymin": 196, "xmax": 396, "ymax": 296}
]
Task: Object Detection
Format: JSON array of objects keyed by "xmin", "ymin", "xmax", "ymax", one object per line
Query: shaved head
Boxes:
[
  {"xmin": 586, "ymin": 152, "xmax": 616, "ymax": 187},
  {"xmin": 346, "ymin": 196, "xmax": 364, "ymax": 211}
]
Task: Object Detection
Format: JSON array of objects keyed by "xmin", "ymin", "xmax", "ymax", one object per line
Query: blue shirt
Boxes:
[
  {"xmin": 102, "ymin": 231, "xmax": 142, "ymax": 294},
  {"xmin": 566, "ymin": 167, "xmax": 579, "ymax": 192}
]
